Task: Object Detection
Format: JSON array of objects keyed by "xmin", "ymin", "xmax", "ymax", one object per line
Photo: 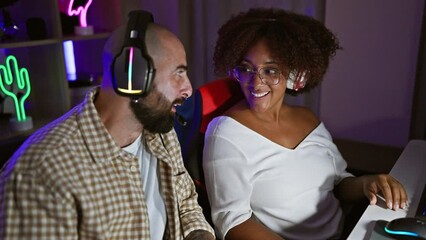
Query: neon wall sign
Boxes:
[
  {"xmin": 0, "ymin": 55, "xmax": 31, "ymax": 122},
  {"xmin": 67, "ymin": 0, "xmax": 93, "ymax": 27}
]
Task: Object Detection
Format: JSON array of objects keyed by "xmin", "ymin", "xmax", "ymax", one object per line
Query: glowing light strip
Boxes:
[
  {"xmin": 0, "ymin": 55, "xmax": 31, "ymax": 122},
  {"xmin": 63, "ymin": 40, "xmax": 77, "ymax": 81},
  {"xmin": 67, "ymin": 0, "xmax": 93, "ymax": 27},
  {"xmin": 384, "ymin": 227, "xmax": 419, "ymax": 237},
  {"xmin": 0, "ymin": 65, "xmax": 19, "ymax": 120},
  {"xmin": 18, "ymin": 69, "xmax": 31, "ymax": 121},
  {"xmin": 117, "ymin": 88, "xmax": 142, "ymax": 94},
  {"xmin": 127, "ymin": 47, "xmax": 134, "ymax": 91}
]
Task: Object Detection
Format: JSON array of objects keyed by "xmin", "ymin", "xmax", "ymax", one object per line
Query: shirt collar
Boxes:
[{"xmin": 76, "ymin": 87, "xmax": 122, "ymax": 162}]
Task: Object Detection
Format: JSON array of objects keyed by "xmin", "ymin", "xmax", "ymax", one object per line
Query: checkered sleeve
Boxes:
[
  {"xmin": 176, "ymin": 169, "xmax": 215, "ymax": 238},
  {"xmin": 0, "ymin": 170, "xmax": 78, "ymax": 239},
  {"xmin": 163, "ymin": 131, "xmax": 215, "ymax": 238}
]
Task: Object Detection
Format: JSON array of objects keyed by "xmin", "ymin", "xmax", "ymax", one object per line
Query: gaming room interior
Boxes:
[{"xmin": 0, "ymin": 0, "xmax": 425, "ymax": 239}]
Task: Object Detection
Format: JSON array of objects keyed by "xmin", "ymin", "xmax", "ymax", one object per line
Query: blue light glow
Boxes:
[
  {"xmin": 63, "ymin": 40, "xmax": 77, "ymax": 81},
  {"xmin": 384, "ymin": 227, "xmax": 419, "ymax": 237}
]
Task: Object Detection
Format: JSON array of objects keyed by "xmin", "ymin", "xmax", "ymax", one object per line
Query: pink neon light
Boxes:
[{"xmin": 67, "ymin": 0, "xmax": 93, "ymax": 27}]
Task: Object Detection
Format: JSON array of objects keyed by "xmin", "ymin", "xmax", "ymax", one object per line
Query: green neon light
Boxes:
[{"xmin": 0, "ymin": 55, "xmax": 31, "ymax": 122}]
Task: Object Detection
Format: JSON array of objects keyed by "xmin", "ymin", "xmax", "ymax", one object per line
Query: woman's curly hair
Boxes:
[{"xmin": 213, "ymin": 8, "xmax": 341, "ymax": 95}]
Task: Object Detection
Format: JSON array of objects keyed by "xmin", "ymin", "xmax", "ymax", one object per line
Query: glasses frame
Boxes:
[{"xmin": 231, "ymin": 66, "xmax": 283, "ymax": 86}]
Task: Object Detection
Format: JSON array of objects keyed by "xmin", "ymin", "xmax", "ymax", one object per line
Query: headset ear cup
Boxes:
[
  {"xmin": 293, "ymin": 71, "xmax": 307, "ymax": 91},
  {"xmin": 286, "ymin": 70, "xmax": 307, "ymax": 91},
  {"xmin": 287, "ymin": 70, "xmax": 297, "ymax": 90},
  {"xmin": 111, "ymin": 10, "xmax": 154, "ymax": 98}
]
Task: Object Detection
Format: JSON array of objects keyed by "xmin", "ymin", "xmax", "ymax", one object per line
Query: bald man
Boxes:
[{"xmin": 0, "ymin": 13, "xmax": 215, "ymax": 240}]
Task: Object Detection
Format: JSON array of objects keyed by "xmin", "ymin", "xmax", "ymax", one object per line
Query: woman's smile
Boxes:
[{"xmin": 251, "ymin": 90, "xmax": 270, "ymax": 98}]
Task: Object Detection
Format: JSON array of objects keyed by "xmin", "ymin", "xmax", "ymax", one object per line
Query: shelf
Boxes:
[
  {"xmin": 0, "ymin": 116, "xmax": 54, "ymax": 142},
  {"xmin": 62, "ymin": 32, "xmax": 110, "ymax": 42},
  {"xmin": 0, "ymin": 38, "xmax": 60, "ymax": 49},
  {"xmin": 0, "ymin": 0, "xmax": 124, "ymax": 150},
  {"xmin": 0, "ymin": 32, "xmax": 110, "ymax": 50}
]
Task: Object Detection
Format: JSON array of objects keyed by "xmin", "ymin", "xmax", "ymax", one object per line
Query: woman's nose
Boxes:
[{"xmin": 251, "ymin": 72, "xmax": 265, "ymax": 86}]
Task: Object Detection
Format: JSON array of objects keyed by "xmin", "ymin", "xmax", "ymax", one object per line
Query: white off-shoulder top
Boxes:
[{"xmin": 203, "ymin": 116, "xmax": 353, "ymax": 240}]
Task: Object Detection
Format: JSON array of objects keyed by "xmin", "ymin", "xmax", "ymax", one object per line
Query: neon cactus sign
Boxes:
[
  {"xmin": 0, "ymin": 55, "xmax": 31, "ymax": 122},
  {"xmin": 67, "ymin": 0, "xmax": 93, "ymax": 27}
]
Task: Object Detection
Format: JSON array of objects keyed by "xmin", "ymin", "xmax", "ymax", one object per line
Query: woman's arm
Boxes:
[{"xmin": 225, "ymin": 216, "xmax": 283, "ymax": 240}]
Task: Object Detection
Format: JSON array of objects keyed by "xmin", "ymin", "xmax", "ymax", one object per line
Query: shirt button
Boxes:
[{"xmin": 130, "ymin": 165, "xmax": 137, "ymax": 172}]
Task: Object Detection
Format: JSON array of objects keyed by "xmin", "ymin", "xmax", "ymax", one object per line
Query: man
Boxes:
[{"xmin": 0, "ymin": 11, "xmax": 215, "ymax": 240}]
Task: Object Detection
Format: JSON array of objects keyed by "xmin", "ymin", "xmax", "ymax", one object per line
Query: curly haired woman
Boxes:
[{"xmin": 202, "ymin": 8, "xmax": 408, "ymax": 240}]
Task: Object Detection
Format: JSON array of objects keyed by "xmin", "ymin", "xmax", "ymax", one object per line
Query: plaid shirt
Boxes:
[{"xmin": 0, "ymin": 87, "xmax": 214, "ymax": 239}]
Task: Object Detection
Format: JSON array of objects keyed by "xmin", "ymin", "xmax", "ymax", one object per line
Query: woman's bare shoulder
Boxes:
[{"xmin": 288, "ymin": 105, "xmax": 320, "ymax": 128}]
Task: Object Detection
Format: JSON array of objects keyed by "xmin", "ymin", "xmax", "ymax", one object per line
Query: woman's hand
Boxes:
[{"xmin": 361, "ymin": 174, "xmax": 408, "ymax": 210}]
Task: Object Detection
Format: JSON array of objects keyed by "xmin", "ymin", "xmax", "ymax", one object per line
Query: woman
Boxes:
[{"xmin": 202, "ymin": 8, "xmax": 407, "ymax": 240}]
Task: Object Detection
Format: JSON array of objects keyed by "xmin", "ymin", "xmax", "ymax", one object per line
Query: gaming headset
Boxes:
[
  {"xmin": 111, "ymin": 10, "xmax": 155, "ymax": 98},
  {"xmin": 287, "ymin": 70, "xmax": 307, "ymax": 91}
]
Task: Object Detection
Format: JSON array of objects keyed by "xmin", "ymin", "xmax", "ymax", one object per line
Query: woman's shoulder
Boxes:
[
  {"xmin": 288, "ymin": 105, "xmax": 320, "ymax": 127},
  {"xmin": 207, "ymin": 115, "xmax": 241, "ymax": 137},
  {"xmin": 288, "ymin": 106, "xmax": 335, "ymax": 141}
]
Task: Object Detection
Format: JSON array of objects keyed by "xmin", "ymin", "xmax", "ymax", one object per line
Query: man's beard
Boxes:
[{"xmin": 130, "ymin": 88, "xmax": 177, "ymax": 134}]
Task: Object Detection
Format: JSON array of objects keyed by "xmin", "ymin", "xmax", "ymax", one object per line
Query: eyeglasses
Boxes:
[{"xmin": 231, "ymin": 66, "xmax": 282, "ymax": 85}]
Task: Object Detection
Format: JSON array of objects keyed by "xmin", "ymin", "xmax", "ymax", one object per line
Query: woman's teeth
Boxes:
[{"xmin": 251, "ymin": 91, "xmax": 269, "ymax": 98}]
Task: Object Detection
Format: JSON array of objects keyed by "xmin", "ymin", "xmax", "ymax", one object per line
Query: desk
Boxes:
[{"xmin": 348, "ymin": 140, "xmax": 426, "ymax": 239}]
